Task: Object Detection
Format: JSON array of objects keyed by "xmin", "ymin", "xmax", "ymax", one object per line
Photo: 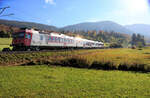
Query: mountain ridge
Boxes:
[
  {"xmin": 61, "ymin": 21, "xmax": 134, "ymax": 34},
  {"xmin": 0, "ymin": 19, "xmax": 150, "ymax": 37},
  {"xmin": 0, "ymin": 19, "xmax": 58, "ymax": 31}
]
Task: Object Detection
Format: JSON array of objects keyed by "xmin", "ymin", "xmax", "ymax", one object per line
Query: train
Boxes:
[{"xmin": 11, "ymin": 28, "xmax": 104, "ymax": 51}]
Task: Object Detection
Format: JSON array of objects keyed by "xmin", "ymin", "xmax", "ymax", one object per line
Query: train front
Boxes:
[{"xmin": 12, "ymin": 28, "xmax": 32, "ymax": 51}]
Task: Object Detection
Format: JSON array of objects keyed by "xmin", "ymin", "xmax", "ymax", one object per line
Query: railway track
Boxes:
[
  {"xmin": 0, "ymin": 47, "xmax": 107, "ymax": 55},
  {"xmin": 0, "ymin": 50, "xmax": 69, "ymax": 54}
]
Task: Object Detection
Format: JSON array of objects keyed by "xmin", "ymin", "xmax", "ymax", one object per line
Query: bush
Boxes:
[
  {"xmin": 131, "ymin": 45, "xmax": 136, "ymax": 49},
  {"xmin": 109, "ymin": 43, "xmax": 123, "ymax": 48},
  {"xmin": 61, "ymin": 56, "xmax": 92, "ymax": 68}
]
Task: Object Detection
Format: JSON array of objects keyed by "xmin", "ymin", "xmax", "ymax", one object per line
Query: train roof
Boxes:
[
  {"xmin": 26, "ymin": 28, "xmax": 104, "ymax": 44},
  {"xmin": 50, "ymin": 33, "xmax": 74, "ymax": 39}
]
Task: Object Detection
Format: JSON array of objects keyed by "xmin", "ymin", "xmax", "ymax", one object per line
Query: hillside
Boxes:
[
  {"xmin": 0, "ymin": 19, "xmax": 58, "ymax": 31},
  {"xmin": 62, "ymin": 21, "xmax": 134, "ymax": 34}
]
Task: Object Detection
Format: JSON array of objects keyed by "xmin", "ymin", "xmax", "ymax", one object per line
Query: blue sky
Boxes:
[{"xmin": 0, "ymin": 0, "xmax": 150, "ymax": 27}]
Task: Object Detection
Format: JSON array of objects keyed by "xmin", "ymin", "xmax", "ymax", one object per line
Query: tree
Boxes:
[
  {"xmin": 131, "ymin": 33, "xmax": 146, "ymax": 48},
  {"xmin": 131, "ymin": 33, "xmax": 136, "ymax": 46},
  {"xmin": 109, "ymin": 43, "xmax": 123, "ymax": 48}
]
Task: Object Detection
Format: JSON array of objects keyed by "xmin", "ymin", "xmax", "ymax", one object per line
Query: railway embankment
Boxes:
[{"xmin": 0, "ymin": 48, "xmax": 150, "ymax": 72}]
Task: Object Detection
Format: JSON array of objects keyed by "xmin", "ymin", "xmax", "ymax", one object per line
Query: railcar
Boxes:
[{"xmin": 11, "ymin": 28, "xmax": 104, "ymax": 51}]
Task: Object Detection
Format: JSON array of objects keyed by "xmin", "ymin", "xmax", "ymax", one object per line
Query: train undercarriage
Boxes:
[{"xmin": 2, "ymin": 45, "xmax": 103, "ymax": 52}]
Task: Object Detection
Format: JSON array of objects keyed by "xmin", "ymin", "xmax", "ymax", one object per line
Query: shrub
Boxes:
[
  {"xmin": 61, "ymin": 56, "xmax": 93, "ymax": 68},
  {"xmin": 109, "ymin": 43, "xmax": 123, "ymax": 48}
]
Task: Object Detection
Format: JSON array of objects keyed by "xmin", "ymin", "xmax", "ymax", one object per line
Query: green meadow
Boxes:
[
  {"xmin": 0, "ymin": 38, "xmax": 150, "ymax": 97},
  {"xmin": 0, "ymin": 66, "xmax": 150, "ymax": 97}
]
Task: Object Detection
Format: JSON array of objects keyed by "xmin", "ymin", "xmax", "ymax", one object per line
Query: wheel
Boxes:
[
  {"xmin": 27, "ymin": 48, "xmax": 31, "ymax": 51},
  {"xmin": 2, "ymin": 48, "xmax": 11, "ymax": 52},
  {"xmin": 12, "ymin": 47, "xmax": 17, "ymax": 51},
  {"xmin": 35, "ymin": 47, "xmax": 40, "ymax": 51}
]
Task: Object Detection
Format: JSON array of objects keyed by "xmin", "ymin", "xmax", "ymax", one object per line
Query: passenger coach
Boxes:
[{"xmin": 12, "ymin": 28, "xmax": 104, "ymax": 51}]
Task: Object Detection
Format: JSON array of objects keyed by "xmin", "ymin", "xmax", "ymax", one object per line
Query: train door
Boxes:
[
  {"xmin": 44, "ymin": 34, "xmax": 49, "ymax": 45},
  {"xmin": 40, "ymin": 34, "xmax": 45, "ymax": 46},
  {"xmin": 24, "ymin": 32, "xmax": 32, "ymax": 46}
]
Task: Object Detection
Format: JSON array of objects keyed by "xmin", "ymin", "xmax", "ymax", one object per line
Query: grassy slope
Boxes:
[
  {"xmin": 0, "ymin": 38, "xmax": 12, "ymax": 51},
  {"xmin": 0, "ymin": 66, "xmax": 150, "ymax": 97},
  {"xmin": 0, "ymin": 38, "xmax": 12, "ymax": 45},
  {"xmin": 1, "ymin": 48, "xmax": 150, "ymax": 72}
]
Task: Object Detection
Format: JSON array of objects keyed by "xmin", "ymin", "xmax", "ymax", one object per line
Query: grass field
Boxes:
[
  {"xmin": 0, "ymin": 38, "xmax": 150, "ymax": 97},
  {"xmin": 0, "ymin": 65, "xmax": 150, "ymax": 97}
]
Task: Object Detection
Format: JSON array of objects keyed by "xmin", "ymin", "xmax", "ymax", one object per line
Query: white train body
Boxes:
[{"xmin": 12, "ymin": 28, "xmax": 104, "ymax": 51}]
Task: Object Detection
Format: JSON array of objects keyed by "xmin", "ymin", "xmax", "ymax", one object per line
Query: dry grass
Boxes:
[
  {"xmin": 0, "ymin": 46, "xmax": 150, "ymax": 72},
  {"xmin": 20, "ymin": 48, "xmax": 150, "ymax": 72}
]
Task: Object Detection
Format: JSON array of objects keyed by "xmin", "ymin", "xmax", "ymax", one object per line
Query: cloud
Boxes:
[{"xmin": 45, "ymin": 0, "xmax": 56, "ymax": 5}]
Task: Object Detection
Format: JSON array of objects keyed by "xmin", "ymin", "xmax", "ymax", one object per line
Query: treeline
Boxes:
[
  {"xmin": 131, "ymin": 33, "xmax": 146, "ymax": 48},
  {"xmin": 0, "ymin": 24, "xmax": 19, "ymax": 38},
  {"xmin": 61, "ymin": 30, "xmax": 130, "ymax": 47}
]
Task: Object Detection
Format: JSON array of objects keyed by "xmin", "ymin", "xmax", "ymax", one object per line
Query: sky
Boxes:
[{"xmin": 0, "ymin": 0, "xmax": 150, "ymax": 27}]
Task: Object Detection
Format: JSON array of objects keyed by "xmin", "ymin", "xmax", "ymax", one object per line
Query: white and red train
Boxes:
[{"xmin": 11, "ymin": 28, "xmax": 104, "ymax": 51}]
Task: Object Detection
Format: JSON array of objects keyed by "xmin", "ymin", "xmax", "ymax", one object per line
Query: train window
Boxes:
[
  {"xmin": 60, "ymin": 38, "xmax": 62, "ymax": 42},
  {"xmin": 25, "ymin": 34, "xmax": 28, "ymax": 39},
  {"xmin": 57, "ymin": 37, "xmax": 59, "ymax": 42},
  {"xmin": 58, "ymin": 37, "xmax": 60, "ymax": 42},
  {"xmin": 66, "ymin": 39, "xmax": 68, "ymax": 43},
  {"xmin": 40, "ymin": 35, "xmax": 43, "ymax": 40},
  {"xmin": 25, "ymin": 34, "xmax": 31, "ymax": 39},
  {"xmin": 56, "ymin": 37, "xmax": 59, "ymax": 42},
  {"xmin": 28, "ymin": 34, "xmax": 31, "ymax": 39},
  {"xmin": 62, "ymin": 38, "xmax": 64, "ymax": 42},
  {"xmin": 49, "ymin": 37, "xmax": 51, "ymax": 41},
  {"xmin": 13, "ymin": 32, "xmax": 25, "ymax": 38},
  {"xmin": 55, "ymin": 37, "xmax": 57, "ymax": 42},
  {"xmin": 19, "ymin": 33, "xmax": 24, "ymax": 37},
  {"xmin": 52, "ymin": 37, "xmax": 55, "ymax": 41}
]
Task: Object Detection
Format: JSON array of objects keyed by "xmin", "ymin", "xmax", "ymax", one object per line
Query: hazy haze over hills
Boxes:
[
  {"xmin": 62, "ymin": 21, "xmax": 134, "ymax": 34},
  {"xmin": 125, "ymin": 24, "xmax": 150, "ymax": 36}
]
